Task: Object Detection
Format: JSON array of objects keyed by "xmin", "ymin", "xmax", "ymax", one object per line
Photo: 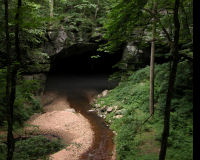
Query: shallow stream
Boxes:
[{"xmin": 45, "ymin": 74, "xmax": 116, "ymax": 160}]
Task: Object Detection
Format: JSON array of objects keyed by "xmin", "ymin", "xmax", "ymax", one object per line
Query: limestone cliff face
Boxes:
[
  {"xmin": 43, "ymin": 23, "xmax": 103, "ymax": 57},
  {"xmin": 43, "ymin": 27, "xmax": 68, "ymax": 56},
  {"xmin": 115, "ymin": 41, "xmax": 150, "ymax": 71}
]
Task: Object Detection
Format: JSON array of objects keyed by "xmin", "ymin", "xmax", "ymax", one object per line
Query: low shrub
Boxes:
[{"xmin": 0, "ymin": 135, "xmax": 65, "ymax": 160}]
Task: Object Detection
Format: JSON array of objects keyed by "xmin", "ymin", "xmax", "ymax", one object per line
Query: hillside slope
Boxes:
[{"xmin": 92, "ymin": 60, "xmax": 193, "ymax": 160}]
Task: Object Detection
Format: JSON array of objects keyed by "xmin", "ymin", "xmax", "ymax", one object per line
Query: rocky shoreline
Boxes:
[{"xmin": 89, "ymin": 90, "xmax": 124, "ymax": 128}]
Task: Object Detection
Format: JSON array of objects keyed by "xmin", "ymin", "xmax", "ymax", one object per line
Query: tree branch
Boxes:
[{"xmin": 143, "ymin": 8, "xmax": 172, "ymax": 43}]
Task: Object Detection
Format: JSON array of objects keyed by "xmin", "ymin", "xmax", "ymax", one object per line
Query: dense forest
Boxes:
[{"xmin": 0, "ymin": 0, "xmax": 193, "ymax": 160}]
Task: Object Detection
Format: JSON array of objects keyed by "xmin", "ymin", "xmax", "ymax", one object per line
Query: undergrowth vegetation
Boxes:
[
  {"xmin": 94, "ymin": 61, "xmax": 193, "ymax": 160},
  {"xmin": 0, "ymin": 135, "xmax": 64, "ymax": 160},
  {"xmin": 0, "ymin": 69, "xmax": 43, "ymax": 128},
  {"xmin": 0, "ymin": 70, "xmax": 65, "ymax": 160}
]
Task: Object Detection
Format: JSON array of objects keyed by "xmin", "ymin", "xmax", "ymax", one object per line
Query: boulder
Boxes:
[
  {"xmin": 107, "ymin": 107, "xmax": 113, "ymax": 113},
  {"xmin": 115, "ymin": 109, "xmax": 126, "ymax": 115},
  {"xmin": 115, "ymin": 110, "xmax": 123, "ymax": 115},
  {"xmin": 115, "ymin": 115, "xmax": 123, "ymax": 119},
  {"xmin": 102, "ymin": 90, "xmax": 108, "ymax": 97}
]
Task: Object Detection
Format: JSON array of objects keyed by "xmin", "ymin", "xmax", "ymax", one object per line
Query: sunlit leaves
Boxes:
[{"xmin": 100, "ymin": 0, "xmax": 148, "ymax": 52}]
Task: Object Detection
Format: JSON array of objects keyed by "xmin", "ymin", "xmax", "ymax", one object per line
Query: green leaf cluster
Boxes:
[{"xmin": 0, "ymin": 135, "xmax": 64, "ymax": 160}]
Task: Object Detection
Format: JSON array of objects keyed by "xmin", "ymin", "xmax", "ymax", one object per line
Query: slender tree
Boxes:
[
  {"xmin": 15, "ymin": 0, "xmax": 22, "ymax": 63},
  {"xmin": 50, "ymin": 0, "xmax": 54, "ymax": 18},
  {"xmin": 159, "ymin": 0, "xmax": 180, "ymax": 159},
  {"xmin": 5, "ymin": 0, "xmax": 22, "ymax": 159},
  {"xmin": 48, "ymin": 0, "xmax": 54, "ymax": 37},
  {"xmin": 4, "ymin": 0, "xmax": 15, "ymax": 158},
  {"xmin": 95, "ymin": 0, "xmax": 99, "ymax": 20},
  {"xmin": 149, "ymin": 0, "xmax": 157, "ymax": 116}
]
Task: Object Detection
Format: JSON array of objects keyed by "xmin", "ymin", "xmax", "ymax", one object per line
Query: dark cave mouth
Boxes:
[{"xmin": 49, "ymin": 43, "xmax": 122, "ymax": 76}]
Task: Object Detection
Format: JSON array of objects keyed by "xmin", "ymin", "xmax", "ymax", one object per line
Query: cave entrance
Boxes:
[{"xmin": 49, "ymin": 43, "xmax": 122, "ymax": 76}]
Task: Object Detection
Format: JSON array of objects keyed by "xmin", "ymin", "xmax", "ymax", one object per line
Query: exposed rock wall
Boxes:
[
  {"xmin": 43, "ymin": 21, "xmax": 103, "ymax": 57},
  {"xmin": 117, "ymin": 41, "xmax": 150, "ymax": 70},
  {"xmin": 44, "ymin": 27, "xmax": 68, "ymax": 56}
]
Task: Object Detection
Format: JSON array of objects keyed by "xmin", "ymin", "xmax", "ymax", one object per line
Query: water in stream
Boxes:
[{"xmin": 45, "ymin": 73, "xmax": 117, "ymax": 160}]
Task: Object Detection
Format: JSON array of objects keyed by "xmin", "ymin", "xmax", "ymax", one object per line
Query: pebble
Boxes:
[
  {"xmin": 88, "ymin": 109, "xmax": 95, "ymax": 112},
  {"xmin": 65, "ymin": 108, "xmax": 76, "ymax": 113}
]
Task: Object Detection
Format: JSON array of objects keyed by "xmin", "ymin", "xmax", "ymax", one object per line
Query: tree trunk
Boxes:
[
  {"xmin": 158, "ymin": 0, "xmax": 180, "ymax": 160},
  {"xmin": 4, "ymin": 0, "xmax": 15, "ymax": 159},
  {"xmin": 149, "ymin": 1, "xmax": 156, "ymax": 116},
  {"xmin": 95, "ymin": 0, "xmax": 99, "ymax": 20},
  {"xmin": 7, "ymin": 68, "xmax": 17, "ymax": 160},
  {"xmin": 48, "ymin": 0, "xmax": 54, "ymax": 37},
  {"xmin": 15, "ymin": 0, "xmax": 22, "ymax": 63},
  {"xmin": 5, "ymin": 0, "xmax": 22, "ymax": 159},
  {"xmin": 50, "ymin": 0, "xmax": 53, "ymax": 18}
]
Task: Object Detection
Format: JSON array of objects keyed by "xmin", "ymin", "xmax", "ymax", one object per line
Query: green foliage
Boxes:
[
  {"xmin": 0, "ymin": 0, "xmax": 193, "ymax": 159},
  {"xmin": 95, "ymin": 61, "xmax": 192, "ymax": 160},
  {"xmin": 0, "ymin": 0, "xmax": 49, "ymax": 54},
  {"xmin": 14, "ymin": 78, "xmax": 43, "ymax": 126},
  {"xmin": 50, "ymin": 0, "xmax": 111, "ymax": 42},
  {"xmin": 100, "ymin": 0, "xmax": 148, "ymax": 52},
  {"xmin": 0, "ymin": 135, "xmax": 64, "ymax": 160},
  {"xmin": 0, "ymin": 69, "xmax": 43, "ymax": 127},
  {"xmin": 91, "ymin": 55, "xmax": 100, "ymax": 58},
  {"xmin": 99, "ymin": 0, "xmax": 193, "ymax": 70}
]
